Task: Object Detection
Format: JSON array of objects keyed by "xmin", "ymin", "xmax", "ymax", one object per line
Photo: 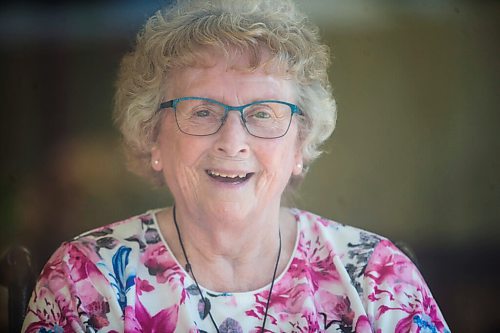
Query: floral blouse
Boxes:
[{"xmin": 22, "ymin": 209, "xmax": 450, "ymax": 332}]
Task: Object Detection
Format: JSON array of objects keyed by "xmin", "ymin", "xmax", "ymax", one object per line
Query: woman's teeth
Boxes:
[
  {"xmin": 206, "ymin": 170, "xmax": 252, "ymax": 182},
  {"xmin": 208, "ymin": 170, "xmax": 247, "ymax": 178}
]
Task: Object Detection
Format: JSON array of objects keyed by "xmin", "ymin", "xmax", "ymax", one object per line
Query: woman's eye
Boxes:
[
  {"xmin": 193, "ymin": 109, "xmax": 211, "ymax": 117},
  {"xmin": 246, "ymin": 104, "xmax": 278, "ymax": 120},
  {"xmin": 254, "ymin": 111, "xmax": 271, "ymax": 119}
]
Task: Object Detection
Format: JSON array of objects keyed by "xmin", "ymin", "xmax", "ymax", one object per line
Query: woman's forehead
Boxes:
[
  {"xmin": 168, "ymin": 46, "xmax": 290, "ymax": 77},
  {"xmin": 163, "ymin": 47, "xmax": 296, "ymax": 100},
  {"xmin": 165, "ymin": 65, "xmax": 295, "ymax": 103}
]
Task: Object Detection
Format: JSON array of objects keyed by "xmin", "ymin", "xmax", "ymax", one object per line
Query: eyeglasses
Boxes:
[{"xmin": 158, "ymin": 96, "xmax": 302, "ymax": 139}]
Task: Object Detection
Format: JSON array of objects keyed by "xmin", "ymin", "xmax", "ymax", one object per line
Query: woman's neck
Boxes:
[
  {"xmin": 180, "ymin": 203, "xmax": 281, "ymax": 256},
  {"xmin": 156, "ymin": 205, "xmax": 296, "ymax": 292}
]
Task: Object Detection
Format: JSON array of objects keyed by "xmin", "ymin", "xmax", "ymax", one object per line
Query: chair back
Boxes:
[{"xmin": 0, "ymin": 245, "xmax": 36, "ymax": 333}]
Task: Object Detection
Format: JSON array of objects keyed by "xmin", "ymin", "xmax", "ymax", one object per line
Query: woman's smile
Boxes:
[{"xmin": 205, "ymin": 169, "xmax": 254, "ymax": 184}]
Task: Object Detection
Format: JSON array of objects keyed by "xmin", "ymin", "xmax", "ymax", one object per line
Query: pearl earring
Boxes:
[
  {"xmin": 297, "ymin": 163, "xmax": 302, "ymax": 169},
  {"xmin": 154, "ymin": 160, "xmax": 159, "ymax": 165}
]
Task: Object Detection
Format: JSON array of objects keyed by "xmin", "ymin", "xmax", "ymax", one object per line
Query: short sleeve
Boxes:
[
  {"xmin": 21, "ymin": 241, "xmax": 123, "ymax": 333},
  {"xmin": 361, "ymin": 239, "xmax": 451, "ymax": 332}
]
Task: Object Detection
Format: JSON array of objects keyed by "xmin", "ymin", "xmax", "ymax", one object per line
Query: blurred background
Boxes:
[{"xmin": 0, "ymin": 0, "xmax": 498, "ymax": 331}]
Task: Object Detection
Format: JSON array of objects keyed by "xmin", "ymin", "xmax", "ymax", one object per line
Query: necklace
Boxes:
[{"xmin": 172, "ymin": 205, "xmax": 281, "ymax": 333}]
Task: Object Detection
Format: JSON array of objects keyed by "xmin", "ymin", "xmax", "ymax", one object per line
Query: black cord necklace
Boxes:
[{"xmin": 172, "ymin": 205, "xmax": 281, "ymax": 333}]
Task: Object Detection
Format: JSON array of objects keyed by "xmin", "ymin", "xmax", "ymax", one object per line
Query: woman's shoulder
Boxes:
[
  {"xmin": 289, "ymin": 208, "xmax": 419, "ymax": 267},
  {"xmin": 23, "ymin": 210, "xmax": 163, "ymax": 332},
  {"xmin": 289, "ymin": 208, "xmax": 425, "ymax": 294},
  {"xmin": 290, "ymin": 208, "xmax": 386, "ymax": 249},
  {"xmin": 55, "ymin": 209, "xmax": 161, "ymax": 268},
  {"xmin": 74, "ymin": 210, "xmax": 158, "ymax": 243},
  {"xmin": 290, "ymin": 208, "xmax": 388, "ymax": 292}
]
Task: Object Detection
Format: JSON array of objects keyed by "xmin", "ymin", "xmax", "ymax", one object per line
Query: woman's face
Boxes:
[{"xmin": 151, "ymin": 50, "xmax": 303, "ymax": 220}]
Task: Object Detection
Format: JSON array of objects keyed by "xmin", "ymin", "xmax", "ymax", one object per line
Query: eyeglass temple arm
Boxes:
[{"xmin": 159, "ymin": 100, "xmax": 174, "ymax": 110}]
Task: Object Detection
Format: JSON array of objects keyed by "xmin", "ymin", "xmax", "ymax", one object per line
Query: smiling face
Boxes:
[{"xmin": 151, "ymin": 49, "xmax": 303, "ymax": 221}]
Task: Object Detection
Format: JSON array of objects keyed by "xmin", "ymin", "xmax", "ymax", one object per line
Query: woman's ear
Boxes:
[
  {"xmin": 292, "ymin": 150, "xmax": 304, "ymax": 176},
  {"xmin": 293, "ymin": 162, "xmax": 303, "ymax": 176},
  {"xmin": 151, "ymin": 145, "xmax": 162, "ymax": 171}
]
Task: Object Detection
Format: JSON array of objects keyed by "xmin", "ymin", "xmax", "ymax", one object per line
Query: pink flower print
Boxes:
[
  {"xmin": 24, "ymin": 304, "xmax": 75, "ymax": 333},
  {"xmin": 45, "ymin": 267, "xmax": 68, "ymax": 296},
  {"xmin": 38, "ymin": 247, "xmax": 67, "ymax": 289},
  {"xmin": 317, "ymin": 291, "xmax": 355, "ymax": 325},
  {"xmin": 297, "ymin": 210, "xmax": 331, "ymax": 228},
  {"xmin": 287, "ymin": 311, "xmax": 321, "ymax": 333},
  {"xmin": 136, "ymin": 277, "xmax": 155, "ymax": 296},
  {"xmin": 74, "ymin": 279, "xmax": 102, "ymax": 306},
  {"xmin": 375, "ymin": 287, "xmax": 448, "ymax": 333},
  {"xmin": 25, "ymin": 285, "xmax": 82, "ymax": 333},
  {"xmin": 286, "ymin": 284, "xmax": 312, "ymax": 314},
  {"xmin": 85, "ymin": 298, "xmax": 111, "ymax": 329},
  {"xmin": 271, "ymin": 281, "xmax": 311, "ymax": 314},
  {"xmin": 142, "ymin": 243, "xmax": 182, "ymax": 284},
  {"xmin": 420, "ymin": 293, "xmax": 449, "ymax": 332},
  {"xmin": 69, "ymin": 238, "xmax": 103, "ymax": 265},
  {"xmin": 303, "ymin": 312, "xmax": 322, "ymax": 333},
  {"xmin": 407, "ymin": 288, "xmax": 448, "ymax": 333},
  {"xmin": 289, "ymin": 240, "xmax": 340, "ymax": 291},
  {"xmin": 124, "ymin": 298, "xmax": 179, "ymax": 332},
  {"xmin": 367, "ymin": 285, "xmax": 395, "ymax": 302},
  {"xmin": 354, "ymin": 315, "xmax": 373, "ymax": 333},
  {"xmin": 365, "ymin": 240, "xmax": 418, "ymax": 288},
  {"xmin": 70, "ymin": 278, "xmax": 111, "ymax": 330},
  {"xmin": 247, "ymin": 276, "xmax": 314, "ymax": 328},
  {"xmin": 68, "ymin": 244, "xmax": 100, "ymax": 282},
  {"xmin": 317, "ymin": 216, "xmax": 333, "ymax": 228}
]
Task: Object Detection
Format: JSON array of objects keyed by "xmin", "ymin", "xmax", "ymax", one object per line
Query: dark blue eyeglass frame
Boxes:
[{"xmin": 158, "ymin": 96, "xmax": 303, "ymax": 139}]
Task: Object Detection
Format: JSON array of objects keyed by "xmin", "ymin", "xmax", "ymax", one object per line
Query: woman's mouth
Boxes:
[{"xmin": 206, "ymin": 170, "xmax": 254, "ymax": 184}]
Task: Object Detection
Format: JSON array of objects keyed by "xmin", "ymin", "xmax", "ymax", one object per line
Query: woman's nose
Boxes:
[{"xmin": 213, "ymin": 111, "xmax": 250, "ymax": 157}]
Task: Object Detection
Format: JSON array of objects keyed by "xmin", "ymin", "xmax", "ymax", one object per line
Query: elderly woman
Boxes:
[{"xmin": 23, "ymin": 0, "xmax": 450, "ymax": 332}]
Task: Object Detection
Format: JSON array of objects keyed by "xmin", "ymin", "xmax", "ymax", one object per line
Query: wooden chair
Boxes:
[{"xmin": 0, "ymin": 245, "xmax": 36, "ymax": 333}]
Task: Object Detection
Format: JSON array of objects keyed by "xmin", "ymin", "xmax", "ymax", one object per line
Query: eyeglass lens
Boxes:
[{"xmin": 174, "ymin": 99, "xmax": 293, "ymax": 138}]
